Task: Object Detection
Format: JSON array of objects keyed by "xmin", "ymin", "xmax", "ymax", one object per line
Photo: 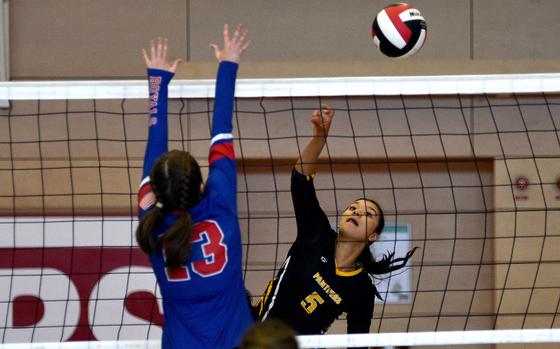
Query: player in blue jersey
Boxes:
[{"xmin": 136, "ymin": 24, "xmax": 252, "ymax": 349}]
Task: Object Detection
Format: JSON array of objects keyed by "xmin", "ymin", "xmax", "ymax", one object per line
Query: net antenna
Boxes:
[{"xmin": 0, "ymin": 72, "xmax": 559, "ymax": 348}]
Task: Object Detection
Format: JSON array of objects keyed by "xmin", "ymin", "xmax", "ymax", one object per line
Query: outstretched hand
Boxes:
[
  {"xmin": 311, "ymin": 104, "xmax": 335, "ymax": 137},
  {"xmin": 142, "ymin": 37, "xmax": 183, "ymax": 73},
  {"xmin": 210, "ymin": 24, "xmax": 251, "ymax": 64}
]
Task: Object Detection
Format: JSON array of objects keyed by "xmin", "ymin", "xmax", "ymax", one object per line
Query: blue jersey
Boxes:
[{"xmin": 137, "ymin": 62, "xmax": 253, "ymax": 349}]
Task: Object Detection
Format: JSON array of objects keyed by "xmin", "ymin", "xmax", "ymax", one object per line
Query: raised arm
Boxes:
[
  {"xmin": 291, "ymin": 105, "xmax": 336, "ymax": 242},
  {"xmin": 295, "ymin": 104, "xmax": 335, "ymax": 176},
  {"xmin": 208, "ymin": 24, "xmax": 249, "ymax": 145},
  {"xmin": 204, "ymin": 25, "xmax": 250, "ymax": 210},
  {"xmin": 137, "ymin": 37, "xmax": 183, "ymax": 216}
]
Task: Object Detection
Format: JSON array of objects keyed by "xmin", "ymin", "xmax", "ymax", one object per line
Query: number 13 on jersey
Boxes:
[{"xmin": 165, "ymin": 220, "xmax": 228, "ymax": 281}]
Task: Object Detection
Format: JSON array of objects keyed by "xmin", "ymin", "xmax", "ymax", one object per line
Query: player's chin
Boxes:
[
  {"xmin": 340, "ymin": 226, "xmax": 367, "ymax": 242},
  {"xmin": 340, "ymin": 222, "xmax": 355, "ymax": 234}
]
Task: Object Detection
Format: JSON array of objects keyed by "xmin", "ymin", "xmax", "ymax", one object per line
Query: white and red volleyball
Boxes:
[{"xmin": 371, "ymin": 3, "xmax": 427, "ymax": 58}]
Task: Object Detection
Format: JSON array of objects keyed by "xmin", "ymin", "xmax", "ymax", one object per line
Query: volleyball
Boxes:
[{"xmin": 371, "ymin": 3, "xmax": 427, "ymax": 58}]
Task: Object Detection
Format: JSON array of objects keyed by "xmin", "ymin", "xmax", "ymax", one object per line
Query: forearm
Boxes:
[
  {"xmin": 142, "ymin": 69, "xmax": 174, "ymax": 178},
  {"xmin": 211, "ymin": 61, "xmax": 238, "ymax": 141},
  {"xmin": 295, "ymin": 136, "xmax": 327, "ymax": 176},
  {"xmin": 207, "ymin": 61, "xmax": 239, "ymax": 210}
]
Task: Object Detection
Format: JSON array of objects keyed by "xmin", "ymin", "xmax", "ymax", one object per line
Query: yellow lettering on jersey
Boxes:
[
  {"xmin": 313, "ymin": 272, "xmax": 342, "ymax": 305},
  {"xmin": 300, "ymin": 291, "xmax": 324, "ymax": 314}
]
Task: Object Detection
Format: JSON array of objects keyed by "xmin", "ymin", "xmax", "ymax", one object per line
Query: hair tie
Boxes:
[{"xmin": 155, "ymin": 202, "xmax": 164, "ymax": 209}]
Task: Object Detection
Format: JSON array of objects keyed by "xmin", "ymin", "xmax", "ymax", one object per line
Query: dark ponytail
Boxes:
[
  {"xmin": 355, "ymin": 198, "xmax": 418, "ymax": 300},
  {"xmin": 136, "ymin": 150, "xmax": 203, "ymax": 271},
  {"xmin": 161, "ymin": 211, "xmax": 194, "ymax": 270},
  {"xmin": 136, "ymin": 205, "xmax": 164, "ymax": 255},
  {"xmin": 359, "ymin": 247, "xmax": 418, "ymax": 275}
]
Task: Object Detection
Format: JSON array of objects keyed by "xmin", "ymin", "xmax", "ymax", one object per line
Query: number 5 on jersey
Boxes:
[
  {"xmin": 301, "ymin": 291, "xmax": 325, "ymax": 314},
  {"xmin": 165, "ymin": 220, "xmax": 228, "ymax": 281}
]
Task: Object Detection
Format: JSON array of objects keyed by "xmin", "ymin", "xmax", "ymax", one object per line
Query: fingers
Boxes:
[
  {"xmin": 320, "ymin": 103, "xmax": 333, "ymax": 114},
  {"xmin": 232, "ymin": 24, "xmax": 241, "ymax": 40},
  {"xmin": 310, "ymin": 104, "xmax": 335, "ymax": 134},
  {"xmin": 239, "ymin": 28, "xmax": 249, "ymax": 41},
  {"xmin": 320, "ymin": 104, "xmax": 334, "ymax": 120},
  {"xmin": 209, "ymin": 43, "xmax": 220, "ymax": 60},
  {"xmin": 223, "ymin": 24, "xmax": 229, "ymax": 45},
  {"xmin": 156, "ymin": 37, "xmax": 163, "ymax": 58},
  {"xmin": 170, "ymin": 58, "xmax": 183, "ymax": 73},
  {"xmin": 310, "ymin": 110, "xmax": 322, "ymax": 127},
  {"xmin": 155, "ymin": 37, "xmax": 166, "ymax": 60},
  {"xmin": 241, "ymin": 40, "xmax": 251, "ymax": 52},
  {"xmin": 162, "ymin": 37, "xmax": 168, "ymax": 60},
  {"xmin": 231, "ymin": 25, "xmax": 248, "ymax": 46},
  {"xmin": 150, "ymin": 39, "xmax": 156, "ymax": 62},
  {"xmin": 312, "ymin": 105, "xmax": 333, "ymax": 119},
  {"xmin": 143, "ymin": 36, "xmax": 183, "ymax": 72},
  {"xmin": 142, "ymin": 48, "xmax": 150, "ymax": 66},
  {"xmin": 213, "ymin": 23, "xmax": 250, "ymax": 63},
  {"xmin": 147, "ymin": 37, "xmax": 164, "ymax": 61},
  {"xmin": 223, "ymin": 24, "xmax": 246, "ymax": 47},
  {"xmin": 236, "ymin": 27, "xmax": 251, "ymax": 52}
]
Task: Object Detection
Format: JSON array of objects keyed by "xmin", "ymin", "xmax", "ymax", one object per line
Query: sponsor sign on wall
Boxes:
[{"xmin": 0, "ymin": 217, "xmax": 161, "ymax": 343}]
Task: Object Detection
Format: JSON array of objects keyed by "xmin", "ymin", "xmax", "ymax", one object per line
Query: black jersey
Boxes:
[{"xmin": 255, "ymin": 170, "xmax": 376, "ymax": 335}]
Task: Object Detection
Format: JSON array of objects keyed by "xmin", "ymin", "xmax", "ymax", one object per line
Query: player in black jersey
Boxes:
[{"xmin": 253, "ymin": 104, "xmax": 416, "ymax": 339}]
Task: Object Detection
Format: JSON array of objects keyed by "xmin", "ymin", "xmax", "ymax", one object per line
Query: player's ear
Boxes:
[{"xmin": 368, "ymin": 231, "xmax": 379, "ymax": 243}]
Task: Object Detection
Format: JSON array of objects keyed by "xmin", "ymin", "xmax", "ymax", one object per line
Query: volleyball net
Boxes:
[{"xmin": 0, "ymin": 73, "xmax": 559, "ymax": 348}]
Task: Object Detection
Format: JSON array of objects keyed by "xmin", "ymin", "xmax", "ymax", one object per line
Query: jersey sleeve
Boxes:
[
  {"xmin": 290, "ymin": 169, "xmax": 333, "ymax": 243},
  {"xmin": 137, "ymin": 69, "xmax": 174, "ymax": 218},
  {"xmin": 205, "ymin": 61, "xmax": 239, "ymax": 212}
]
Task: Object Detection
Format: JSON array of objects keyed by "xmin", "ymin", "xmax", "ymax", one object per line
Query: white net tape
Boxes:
[
  {"xmin": 0, "ymin": 329, "xmax": 559, "ymax": 348},
  {"xmin": 1, "ymin": 73, "xmax": 560, "ymax": 100}
]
